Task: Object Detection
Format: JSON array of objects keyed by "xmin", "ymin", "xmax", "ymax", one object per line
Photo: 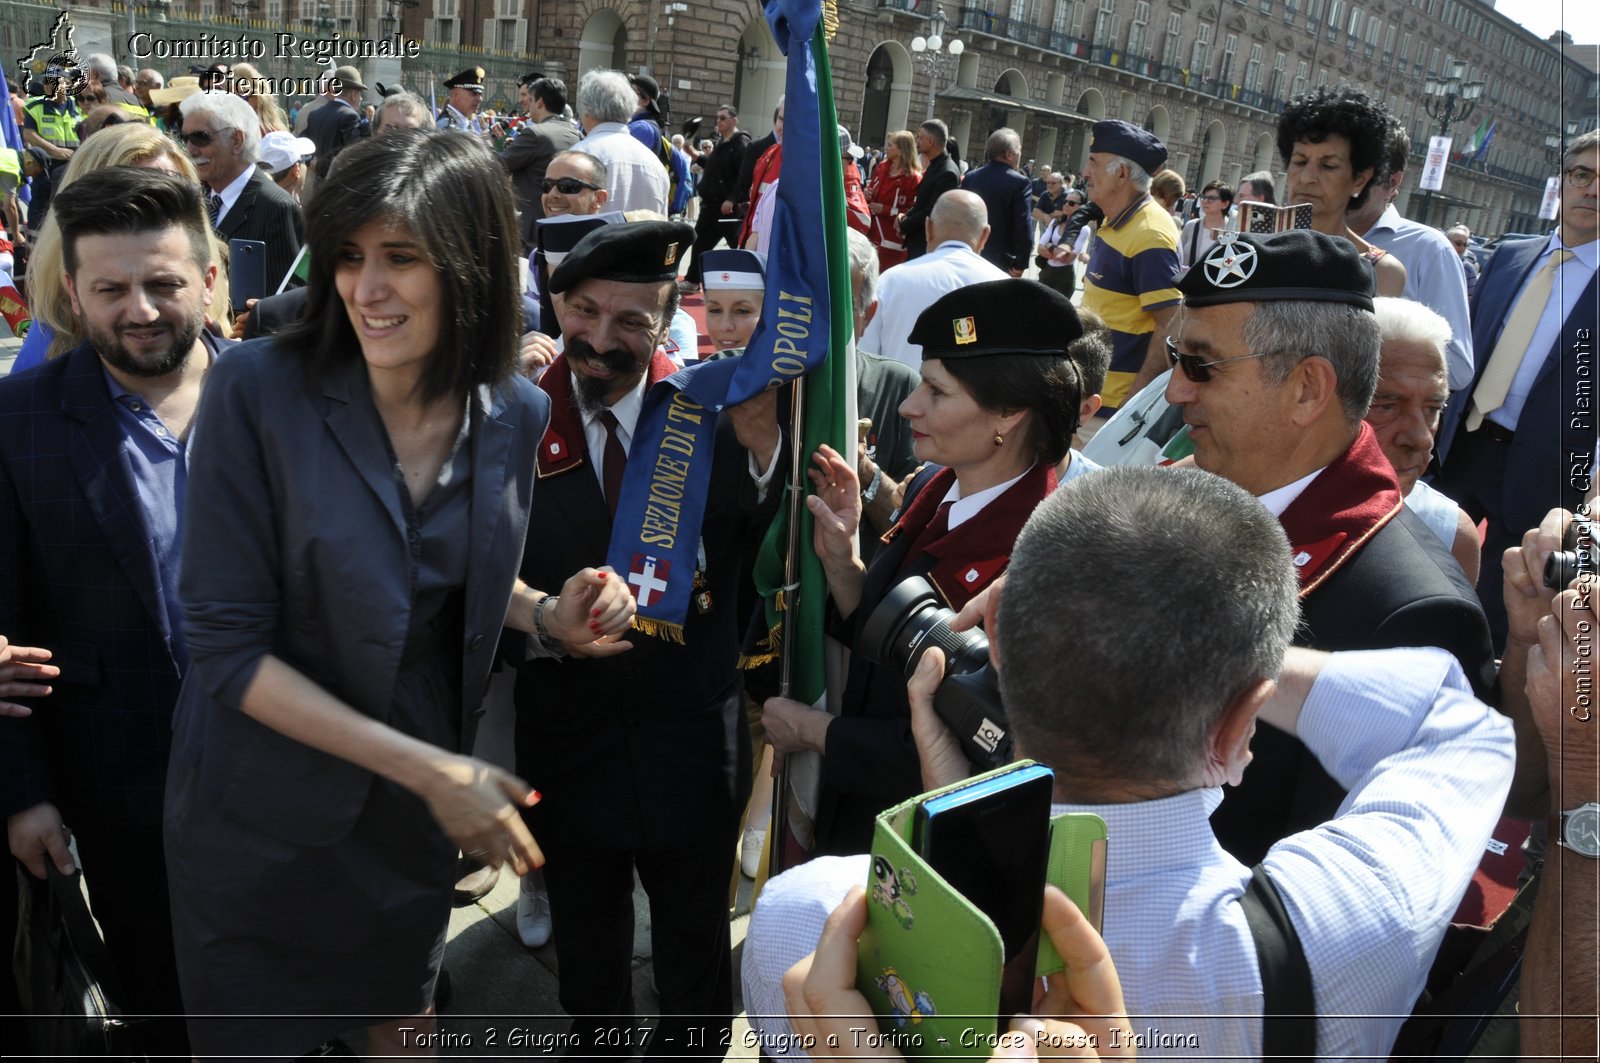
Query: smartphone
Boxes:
[
  {"xmin": 913, "ymin": 763, "xmax": 1054, "ymax": 1032},
  {"xmin": 228, "ymin": 238, "xmax": 267, "ymax": 314}
]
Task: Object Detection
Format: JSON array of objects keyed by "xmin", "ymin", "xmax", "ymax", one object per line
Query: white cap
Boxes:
[{"xmin": 259, "ymin": 130, "xmax": 316, "ymax": 174}]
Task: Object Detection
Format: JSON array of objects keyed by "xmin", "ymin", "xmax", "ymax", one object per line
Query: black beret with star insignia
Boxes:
[
  {"xmin": 907, "ymin": 279, "xmax": 1084, "ymax": 360},
  {"xmin": 547, "ymin": 219, "xmax": 696, "ymax": 293},
  {"xmin": 1177, "ymin": 228, "xmax": 1375, "ymax": 311}
]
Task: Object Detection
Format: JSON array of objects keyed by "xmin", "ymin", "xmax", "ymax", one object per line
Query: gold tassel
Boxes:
[
  {"xmin": 822, "ymin": 0, "xmax": 839, "ymax": 40},
  {"xmin": 629, "ymin": 616, "xmax": 686, "ymax": 644},
  {"xmin": 738, "ymin": 619, "xmax": 786, "ymax": 670},
  {"xmin": 773, "ymin": 588, "xmax": 788, "ymax": 612}
]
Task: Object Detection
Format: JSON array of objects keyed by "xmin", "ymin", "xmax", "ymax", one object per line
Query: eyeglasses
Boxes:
[
  {"xmin": 1565, "ymin": 166, "xmax": 1597, "ymax": 189},
  {"xmin": 1200, "ymin": 194, "xmax": 1223, "ymax": 202},
  {"xmin": 1166, "ymin": 337, "xmax": 1269, "ymax": 382},
  {"xmin": 179, "ymin": 127, "xmax": 230, "ymax": 147},
  {"xmin": 541, "ymin": 177, "xmax": 602, "ymax": 195}
]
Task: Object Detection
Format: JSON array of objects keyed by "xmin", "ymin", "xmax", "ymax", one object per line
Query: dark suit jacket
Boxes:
[
  {"xmin": 1437, "ymin": 235, "xmax": 1598, "ymax": 535},
  {"xmin": 305, "ymin": 97, "xmax": 368, "ymax": 179},
  {"xmin": 734, "ymin": 130, "xmax": 777, "ymax": 214},
  {"xmin": 512, "ymin": 354, "xmax": 776, "ymax": 850},
  {"xmin": 900, "ymin": 151, "xmax": 961, "ymax": 259},
  {"xmin": 215, "ymin": 168, "xmax": 305, "ymax": 299},
  {"xmin": 241, "ymin": 286, "xmax": 309, "ymax": 339},
  {"xmin": 499, "ymin": 115, "xmax": 581, "ymax": 247},
  {"xmin": 0, "ymin": 343, "xmax": 197, "ymax": 827},
  {"xmin": 961, "ymin": 160, "xmax": 1033, "ymax": 272},
  {"xmin": 166, "ymin": 342, "xmax": 549, "ymax": 846},
  {"xmin": 1210, "ymin": 506, "xmax": 1497, "ymax": 865}
]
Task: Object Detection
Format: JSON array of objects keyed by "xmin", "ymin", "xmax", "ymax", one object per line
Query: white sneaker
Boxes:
[
  {"xmin": 516, "ymin": 870, "xmax": 553, "ymax": 949},
  {"xmin": 740, "ymin": 826, "xmax": 767, "ymax": 879}
]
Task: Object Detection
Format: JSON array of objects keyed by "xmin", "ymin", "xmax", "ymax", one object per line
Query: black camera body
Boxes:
[
  {"xmin": 858, "ymin": 576, "xmax": 1011, "ymax": 769},
  {"xmin": 1544, "ymin": 516, "xmax": 1599, "ymax": 590}
]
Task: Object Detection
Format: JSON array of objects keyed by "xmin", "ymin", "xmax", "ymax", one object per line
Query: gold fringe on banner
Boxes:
[
  {"xmin": 630, "ymin": 616, "xmax": 686, "ymax": 644},
  {"xmin": 823, "ymin": 0, "xmax": 839, "ymax": 40},
  {"xmin": 738, "ymin": 619, "xmax": 785, "ymax": 670}
]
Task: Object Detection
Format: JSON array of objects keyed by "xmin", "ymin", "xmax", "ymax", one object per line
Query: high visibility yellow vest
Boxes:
[{"xmin": 24, "ymin": 98, "xmax": 79, "ymax": 148}]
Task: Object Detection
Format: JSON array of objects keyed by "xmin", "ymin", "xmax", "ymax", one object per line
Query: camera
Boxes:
[
  {"xmin": 858, "ymin": 576, "xmax": 1011, "ymax": 769},
  {"xmin": 1544, "ymin": 516, "xmax": 1599, "ymax": 590}
]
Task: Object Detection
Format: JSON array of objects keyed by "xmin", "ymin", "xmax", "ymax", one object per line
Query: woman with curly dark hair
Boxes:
[{"xmin": 1277, "ymin": 85, "xmax": 1406, "ymax": 296}]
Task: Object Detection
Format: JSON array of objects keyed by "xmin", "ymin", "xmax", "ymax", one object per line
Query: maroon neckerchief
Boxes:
[
  {"xmin": 880, "ymin": 463, "xmax": 1058, "ymax": 611},
  {"xmin": 535, "ymin": 350, "xmax": 678, "ymax": 479},
  {"xmin": 1276, "ymin": 422, "xmax": 1405, "ymax": 596}
]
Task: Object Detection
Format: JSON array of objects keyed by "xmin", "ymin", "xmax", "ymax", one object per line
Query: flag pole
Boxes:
[{"xmin": 768, "ymin": 377, "xmax": 808, "ymax": 878}]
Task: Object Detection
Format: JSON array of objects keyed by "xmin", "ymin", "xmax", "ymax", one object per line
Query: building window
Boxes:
[
  {"xmin": 1271, "ymin": 52, "xmax": 1286, "ymax": 98},
  {"xmin": 1306, "ymin": 0, "xmax": 1324, "ymax": 32},
  {"xmin": 1243, "ymin": 43, "xmax": 1263, "ymax": 91},
  {"xmin": 436, "ymin": 17, "xmax": 455, "ymax": 39},
  {"xmin": 265, "ymin": 0, "xmax": 282, "ymax": 20},
  {"xmin": 337, "ymin": 0, "xmax": 353, "ymax": 19},
  {"xmin": 1219, "ymin": 33, "xmax": 1238, "ymax": 82},
  {"xmin": 1163, "ymin": 13, "xmax": 1183, "ymax": 67},
  {"xmin": 1093, "ymin": 0, "xmax": 1115, "ymax": 44},
  {"xmin": 1052, "ymin": 0, "xmax": 1074, "ymax": 38},
  {"xmin": 1126, "ymin": 2, "xmax": 1149, "ymax": 56},
  {"xmin": 1292, "ymin": 59, "xmax": 1308, "ymax": 96},
  {"xmin": 1190, "ymin": 24, "xmax": 1211, "ymax": 75}
]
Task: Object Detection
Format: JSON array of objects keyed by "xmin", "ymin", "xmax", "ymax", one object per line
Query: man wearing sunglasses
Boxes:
[
  {"xmin": 540, "ymin": 152, "xmax": 609, "ymax": 218},
  {"xmin": 1165, "ymin": 228, "xmax": 1494, "ymax": 867},
  {"xmin": 1436, "ymin": 128, "xmax": 1600, "ymax": 650}
]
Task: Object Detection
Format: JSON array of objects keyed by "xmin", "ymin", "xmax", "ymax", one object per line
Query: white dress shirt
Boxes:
[
  {"xmin": 858, "ymin": 240, "xmax": 1009, "ymax": 369},
  {"xmin": 1363, "ymin": 204, "xmax": 1475, "ymax": 390},
  {"xmin": 573, "ymin": 121, "xmax": 670, "ymax": 216},
  {"xmin": 211, "ymin": 164, "xmax": 254, "ymax": 224},
  {"xmin": 1488, "ymin": 231, "xmax": 1600, "ymax": 432},
  {"xmin": 741, "ymin": 648, "xmax": 1513, "ymax": 1060}
]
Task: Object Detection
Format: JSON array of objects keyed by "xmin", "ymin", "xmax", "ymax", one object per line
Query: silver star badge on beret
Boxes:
[{"xmin": 1202, "ymin": 241, "xmax": 1257, "ymax": 288}]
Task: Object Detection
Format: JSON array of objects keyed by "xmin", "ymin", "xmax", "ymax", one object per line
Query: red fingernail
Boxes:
[
  {"xmin": 597, "ymin": 572, "xmax": 607, "ymax": 581},
  {"xmin": 530, "ymin": 790, "xmax": 542, "ymax": 802},
  {"xmin": 590, "ymin": 621, "xmax": 601, "ymax": 632},
  {"xmin": 591, "ymin": 607, "xmax": 602, "ymax": 617}
]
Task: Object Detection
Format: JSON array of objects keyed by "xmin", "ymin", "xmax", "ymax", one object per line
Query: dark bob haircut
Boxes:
[
  {"xmin": 1276, "ymin": 85, "xmax": 1393, "ymax": 211},
  {"xmin": 942, "ymin": 353, "xmax": 1085, "ymax": 466},
  {"xmin": 284, "ymin": 128, "xmax": 521, "ymax": 402}
]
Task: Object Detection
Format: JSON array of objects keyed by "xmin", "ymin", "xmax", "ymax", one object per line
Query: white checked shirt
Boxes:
[{"xmin": 741, "ymin": 649, "xmax": 1514, "ymax": 1060}]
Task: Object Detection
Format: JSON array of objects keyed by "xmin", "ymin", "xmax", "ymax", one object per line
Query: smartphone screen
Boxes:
[
  {"xmin": 913, "ymin": 764, "xmax": 1054, "ymax": 1029},
  {"xmin": 228, "ymin": 238, "xmax": 267, "ymax": 314}
]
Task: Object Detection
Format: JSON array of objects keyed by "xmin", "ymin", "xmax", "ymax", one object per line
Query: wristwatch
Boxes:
[
  {"xmin": 1553, "ymin": 801, "xmax": 1600, "ymax": 858},
  {"xmin": 861, "ymin": 465, "xmax": 883, "ymax": 504}
]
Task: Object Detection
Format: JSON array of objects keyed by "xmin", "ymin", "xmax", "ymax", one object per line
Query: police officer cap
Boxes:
[
  {"xmin": 1088, "ymin": 119, "xmax": 1167, "ymax": 175},
  {"xmin": 444, "ymin": 68, "xmax": 485, "ymax": 92},
  {"xmin": 1177, "ymin": 229, "xmax": 1375, "ymax": 312},
  {"xmin": 908, "ymin": 279, "xmax": 1084, "ymax": 360},
  {"xmin": 548, "ymin": 220, "xmax": 696, "ymax": 294}
]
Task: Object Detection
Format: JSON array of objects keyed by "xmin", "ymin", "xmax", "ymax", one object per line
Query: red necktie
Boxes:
[{"xmin": 599, "ymin": 410, "xmax": 627, "ymax": 522}]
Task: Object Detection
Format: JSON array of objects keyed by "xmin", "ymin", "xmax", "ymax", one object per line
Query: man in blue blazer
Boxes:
[
  {"xmin": 960, "ymin": 127, "xmax": 1033, "ymax": 275},
  {"xmin": 1436, "ymin": 129, "xmax": 1599, "ymax": 647},
  {"xmin": 0, "ymin": 168, "xmax": 226, "ymax": 1054}
]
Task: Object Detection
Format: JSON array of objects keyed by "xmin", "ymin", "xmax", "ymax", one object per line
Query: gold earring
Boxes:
[{"xmin": 993, "ymin": 432, "xmax": 1005, "ymax": 447}]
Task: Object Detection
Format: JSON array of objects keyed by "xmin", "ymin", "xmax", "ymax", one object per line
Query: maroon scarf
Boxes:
[{"xmin": 1277, "ymin": 422, "xmax": 1404, "ymax": 596}]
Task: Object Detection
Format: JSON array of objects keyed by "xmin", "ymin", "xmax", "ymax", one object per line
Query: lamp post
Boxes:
[
  {"xmin": 316, "ymin": 1, "xmax": 335, "ymax": 35},
  {"xmin": 229, "ymin": 0, "xmax": 259, "ymax": 21},
  {"xmin": 381, "ymin": 0, "xmax": 418, "ymax": 40},
  {"xmin": 910, "ymin": 5, "xmax": 962, "ymax": 121},
  {"xmin": 1417, "ymin": 59, "xmax": 1484, "ymax": 226},
  {"xmin": 662, "ymin": 3, "xmax": 688, "ymax": 101},
  {"xmin": 1546, "ymin": 120, "xmax": 1579, "ymax": 166},
  {"xmin": 126, "ymin": 0, "xmax": 171, "ymax": 58}
]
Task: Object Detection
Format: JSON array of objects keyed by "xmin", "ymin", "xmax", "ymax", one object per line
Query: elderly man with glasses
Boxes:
[
  {"xmin": 1436, "ymin": 128, "xmax": 1600, "ymax": 649},
  {"xmin": 1162, "ymin": 227, "xmax": 1495, "ymax": 866}
]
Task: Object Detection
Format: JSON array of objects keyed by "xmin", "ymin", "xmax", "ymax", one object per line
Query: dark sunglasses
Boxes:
[
  {"xmin": 179, "ymin": 128, "xmax": 230, "ymax": 147},
  {"xmin": 541, "ymin": 176, "xmax": 601, "ymax": 195},
  {"xmin": 1166, "ymin": 337, "xmax": 1268, "ymax": 382}
]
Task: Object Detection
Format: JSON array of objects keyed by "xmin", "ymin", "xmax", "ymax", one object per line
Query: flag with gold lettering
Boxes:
[{"xmin": 606, "ymin": 0, "xmax": 847, "ymax": 641}]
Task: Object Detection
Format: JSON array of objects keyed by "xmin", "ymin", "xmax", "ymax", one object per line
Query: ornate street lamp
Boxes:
[
  {"xmin": 910, "ymin": 5, "xmax": 962, "ymax": 121},
  {"xmin": 381, "ymin": 0, "xmax": 418, "ymax": 40},
  {"xmin": 1416, "ymin": 59, "xmax": 1485, "ymax": 226}
]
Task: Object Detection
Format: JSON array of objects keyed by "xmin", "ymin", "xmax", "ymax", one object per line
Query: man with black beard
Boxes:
[
  {"xmin": 0, "ymin": 167, "xmax": 225, "ymax": 1058},
  {"xmin": 512, "ymin": 220, "xmax": 782, "ymax": 1059}
]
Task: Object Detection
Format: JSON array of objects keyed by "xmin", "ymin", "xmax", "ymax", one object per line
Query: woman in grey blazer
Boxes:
[{"xmin": 165, "ymin": 130, "xmax": 635, "ymax": 1059}]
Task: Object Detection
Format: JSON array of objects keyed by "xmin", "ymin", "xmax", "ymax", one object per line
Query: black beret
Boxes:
[
  {"xmin": 630, "ymin": 73, "xmax": 661, "ymax": 103},
  {"xmin": 1089, "ymin": 119, "xmax": 1167, "ymax": 174},
  {"xmin": 1177, "ymin": 229, "xmax": 1376, "ymax": 312},
  {"xmin": 444, "ymin": 68, "xmax": 485, "ymax": 91},
  {"xmin": 908, "ymin": 280, "xmax": 1084, "ymax": 361},
  {"xmin": 548, "ymin": 220, "xmax": 695, "ymax": 294}
]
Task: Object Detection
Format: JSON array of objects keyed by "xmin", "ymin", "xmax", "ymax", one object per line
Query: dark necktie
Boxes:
[
  {"xmin": 599, "ymin": 410, "xmax": 627, "ymax": 522},
  {"xmin": 207, "ymin": 192, "xmax": 223, "ymax": 228}
]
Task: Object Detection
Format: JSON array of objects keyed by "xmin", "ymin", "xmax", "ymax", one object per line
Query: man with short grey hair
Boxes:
[
  {"xmin": 1080, "ymin": 119, "xmax": 1181, "ymax": 412},
  {"xmin": 1164, "ymin": 227, "xmax": 1494, "ymax": 865},
  {"xmin": 960, "ymin": 126, "xmax": 1032, "ymax": 275},
  {"xmin": 1236, "ymin": 170, "xmax": 1276, "ymax": 205},
  {"xmin": 84, "ymin": 53, "xmax": 145, "ymax": 122},
  {"xmin": 1445, "ymin": 223, "xmax": 1480, "ymax": 297},
  {"xmin": 181, "ymin": 91, "xmax": 303, "ymax": 289},
  {"xmin": 572, "ymin": 69, "xmax": 668, "ymax": 215},
  {"xmin": 859, "ymin": 189, "xmax": 1007, "ymax": 370}
]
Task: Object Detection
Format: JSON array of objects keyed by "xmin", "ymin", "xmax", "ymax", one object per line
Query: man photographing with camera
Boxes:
[{"xmin": 743, "ymin": 465, "xmax": 1514, "ymax": 1059}]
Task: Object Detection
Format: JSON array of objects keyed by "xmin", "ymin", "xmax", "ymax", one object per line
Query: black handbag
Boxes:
[{"xmin": 12, "ymin": 862, "xmax": 136, "ymax": 1058}]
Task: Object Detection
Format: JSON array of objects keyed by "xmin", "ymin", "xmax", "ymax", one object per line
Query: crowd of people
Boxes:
[{"xmin": 0, "ymin": 43, "xmax": 1595, "ymax": 1063}]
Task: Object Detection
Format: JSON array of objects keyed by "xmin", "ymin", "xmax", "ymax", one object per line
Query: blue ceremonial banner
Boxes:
[
  {"xmin": 0, "ymin": 67, "xmax": 26, "ymax": 205},
  {"xmin": 606, "ymin": 0, "xmax": 838, "ymax": 640}
]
